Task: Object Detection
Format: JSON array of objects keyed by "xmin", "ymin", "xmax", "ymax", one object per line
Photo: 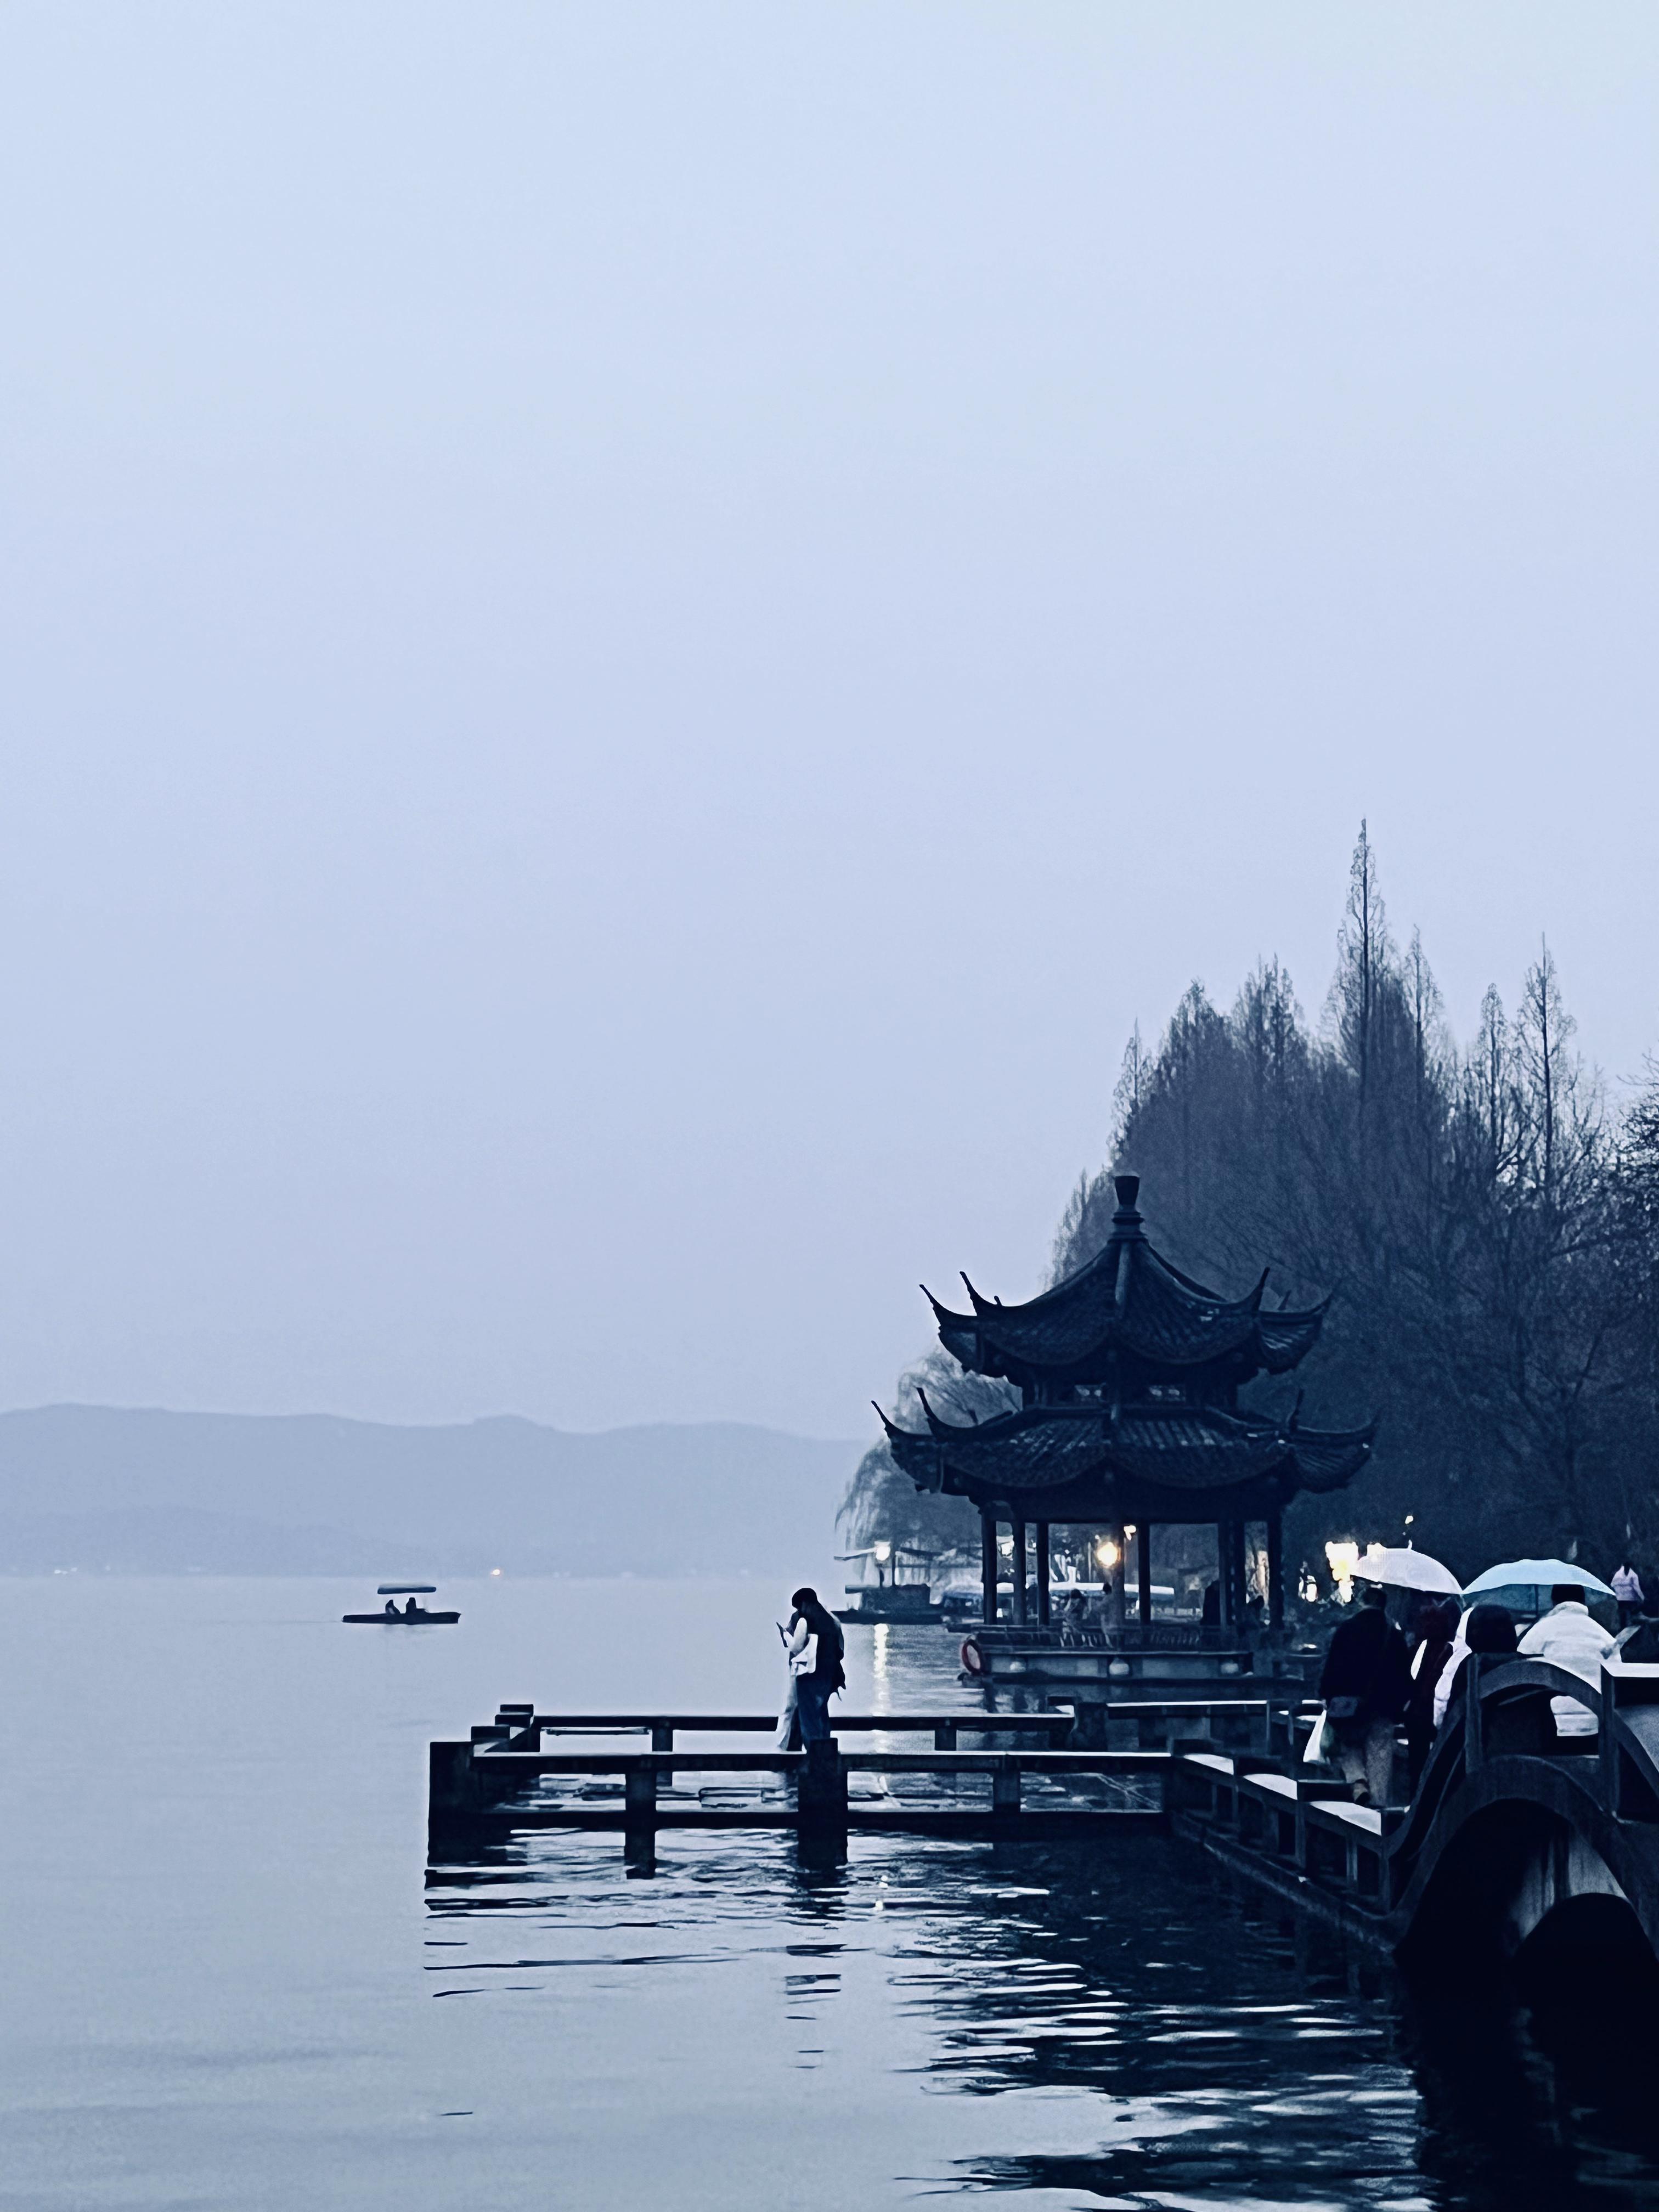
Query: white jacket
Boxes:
[
  {"xmin": 1432, "ymin": 1609, "xmax": 1475, "ymax": 1730},
  {"xmin": 1517, "ymin": 1601, "xmax": 1617, "ymax": 1737}
]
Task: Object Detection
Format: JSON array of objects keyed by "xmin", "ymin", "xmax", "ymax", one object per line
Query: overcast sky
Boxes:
[{"xmin": 2, "ymin": 4, "xmax": 1657, "ymax": 1438}]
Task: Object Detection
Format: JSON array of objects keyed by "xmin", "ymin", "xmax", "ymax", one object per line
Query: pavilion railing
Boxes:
[{"xmin": 968, "ymin": 1620, "xmax": 1244, "ymax": 1653}]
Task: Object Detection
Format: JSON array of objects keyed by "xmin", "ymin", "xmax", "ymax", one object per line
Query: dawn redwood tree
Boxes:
[{"xmin": 848, "ymin": 828, "xmax": 1659, "ymax": 1583}]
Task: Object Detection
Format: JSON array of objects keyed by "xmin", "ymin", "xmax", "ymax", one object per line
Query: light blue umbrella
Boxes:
[{"xmin": 1463, "ymin": 1557, "xmax": 1614, "ymax": 1600}]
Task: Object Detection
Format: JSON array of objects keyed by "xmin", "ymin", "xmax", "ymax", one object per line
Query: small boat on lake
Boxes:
[{"xmin": 342, "ymin": 1583, "xmax": 460, "ymax": 1626}]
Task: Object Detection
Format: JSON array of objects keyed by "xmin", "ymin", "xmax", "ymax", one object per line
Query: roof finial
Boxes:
[{"xmin": 1112, "ymin": 1173, "xmax": 1142, "ymax": 1224}]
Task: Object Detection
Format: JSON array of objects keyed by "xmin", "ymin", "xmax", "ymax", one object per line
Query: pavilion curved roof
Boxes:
[
  {"xmin": 924, "ymin": 1176, "xmax": 1328, "ymax": 1384},
  {"xmin": 877, "ymin": 1394, "xmax": 1375, "ymax": 1512}
]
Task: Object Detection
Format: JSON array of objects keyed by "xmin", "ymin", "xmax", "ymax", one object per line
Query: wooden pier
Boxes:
[
  {"xmin": 427, "ymin": 1697, "xmax": 1314, "ymax": 1863},
  {"xmin": 427, "ymin": 1666, "xmax": 1659, "ymax": 1986}
]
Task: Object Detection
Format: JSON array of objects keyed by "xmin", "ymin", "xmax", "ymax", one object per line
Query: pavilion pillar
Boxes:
[
  {"xmin": 1231, "ymin": 1521, "xmax": 1249, "ymax": 1630},
  {"xmin": 1216, "ymin": 1520, "xmax": 1235, "ymax": 1629},
  {"xmin": 1110, "ymin": 1522, "xmax": 1127, "ymax": 1632},
  {"xmin": 1267, "ymin": 1510, "xmax": 1284, "ymax": 1632},
  {"xmin": 980, "ymin": 1511, "xmax": 999, "ymax": 1623},
  {"xmin": 1010, "ymin": 1520, "xmax": 1028, "ymax": 1625},
  {"xmin": 1035, "ymin": 1522, "xmax": 1051, "ymax": 1624},
  {"xmin": 1138, "ymin": 1521, "xmax": 1154, "ymax": 1627}
]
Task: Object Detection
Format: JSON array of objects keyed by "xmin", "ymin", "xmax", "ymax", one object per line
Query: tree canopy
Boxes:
[{"xmin": 844, "ymin": 828, "xmax": 1659, "ymax": 1584}]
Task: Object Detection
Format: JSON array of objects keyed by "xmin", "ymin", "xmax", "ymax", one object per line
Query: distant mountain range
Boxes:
[{"xmin": 0, "ymin": 1406, "xmax": 864, "ymax": 1576}]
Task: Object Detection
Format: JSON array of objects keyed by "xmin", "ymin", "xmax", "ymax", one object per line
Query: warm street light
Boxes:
[
  {"xmin": 1324, "ymin": 1540, "xmax": 1360, "ymax": 1599},
  {"xmin": 1094, "ymin": 1537, "xmax": 1120, "ymax": 1571}
]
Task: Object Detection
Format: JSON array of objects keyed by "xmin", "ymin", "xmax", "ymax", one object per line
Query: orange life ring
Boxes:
[{"xmin": 961, "ymin": 1638, "xmax": 984, "ymax": 1673}]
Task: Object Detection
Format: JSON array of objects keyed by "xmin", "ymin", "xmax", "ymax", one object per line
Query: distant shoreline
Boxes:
[{"xmin": 0, "ymin": 1407, "xmax": 859, "ymax": 1578}]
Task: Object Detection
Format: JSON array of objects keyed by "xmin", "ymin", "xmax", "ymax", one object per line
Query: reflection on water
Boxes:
[
  {"xmin": 5, "ymin": 1583, "xmax": 1659, "ymax": 2209},
  {"xmin": 425, "ymin": 1821, "xmax": 1659, "ymax": 2209}
]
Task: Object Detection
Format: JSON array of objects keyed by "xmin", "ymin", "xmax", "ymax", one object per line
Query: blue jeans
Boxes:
[{"xmin": 795, "ymin": 1675, "xmax": 834, "ymax": 1742}]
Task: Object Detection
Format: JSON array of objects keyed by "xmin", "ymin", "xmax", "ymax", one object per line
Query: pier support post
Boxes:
[
  {"xmin": 992, "ymin": 1759, "xmax": 1021, "ymax": 1816},
  {"xmin": 799, "ymin": 1737, "xmax": 847, "ymax": 1822},
  {"xmin": 624, "ymin": 1758, "xmax": 658, "ymax": 1868},
  {"xmin": 1011, "ymin": 1521, "xmax": 1028, "ymax": 1624},
  {"xmin": 429, "ymin": 1740, "xmax": 483, "ymax": 1819},
  {"xmin": 798, "ymin": 1738, "xmax": 848, "ymax": 1867}
]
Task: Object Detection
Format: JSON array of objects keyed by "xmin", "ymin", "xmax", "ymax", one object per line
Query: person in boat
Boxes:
[
  {"xmin": 404, "ymin": 1595, "xmax": 420, "ymax": 1617},
  {"xmin": 384, "ymin": 1599, "xmax": 398, "ymax": 1618},
  {"xmin": 786, "ymin": 1587, "xmax": 846, "ymax": 1742}
]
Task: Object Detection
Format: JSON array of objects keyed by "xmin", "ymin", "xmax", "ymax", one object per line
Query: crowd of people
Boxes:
[{"xmin": 1316, "ymin": 1568, "xmax": 1639, "ymax": 1808}]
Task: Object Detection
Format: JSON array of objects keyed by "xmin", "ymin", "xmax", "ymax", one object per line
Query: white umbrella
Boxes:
[
  {"xmin": 1350, "ymin": 1547, "xmax": 1462, "ymax": 1595},
  {"xmin": 1463, "ymin": 1557, "xmax": 1615, "ymax": 1600}
]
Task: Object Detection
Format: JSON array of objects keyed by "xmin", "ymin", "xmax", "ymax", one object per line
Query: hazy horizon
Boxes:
[{"xmin": 5, "ymin": 6, "xmax": 1659, "ymax": 1439}]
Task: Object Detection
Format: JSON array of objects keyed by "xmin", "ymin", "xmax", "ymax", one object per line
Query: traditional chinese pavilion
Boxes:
[{"xmin": 880, "ymin": 1176, "xmax": 1373, "ymax": 1633}]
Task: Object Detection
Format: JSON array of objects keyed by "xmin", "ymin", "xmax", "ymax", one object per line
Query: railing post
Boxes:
[
  {"xmin": 934, "ymin": 1723, "xmax": 958, "ymax": 1750},
  {"xmin": 992, "ymin": 1757, "xmax": 1021, "ymax": 1815},
  {"xmin": 1464, "ymin": 1654, "xmax": 1485, "ymax": 1774},
  {"xmin": 1601, "ymin": 1664, "xmax": 1621, "ymax": 1817},
  {"xmin": 651, "ymin": 1724, "xmax": 674, "ymax": 1752}
]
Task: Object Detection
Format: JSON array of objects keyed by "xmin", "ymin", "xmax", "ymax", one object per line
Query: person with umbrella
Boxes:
[
  {"xmin": 1321, "ymin": 1547, "xmax": 1460, "ymax": 1807},
  {"xmin": 1434, "ymin": 1601, "xmax": 1520, "ymax": 1731},
  {"xmin": 1517, "ymin": 1579, "xmax": 1617, "ymax": 1748},
  {"xmin": 1403, "ymin": 1595, "xmax": 1460, "ymax": 1794},
  {"xmin": 1319, "ymin": 1583, "xmax": 1409, "ymax": 1807}
]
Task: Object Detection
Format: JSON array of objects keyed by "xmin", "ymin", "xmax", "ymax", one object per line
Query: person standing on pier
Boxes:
[
  {"xmin": 1318, "ymin": 1582, "xmax": 1409, "ymax": 1807},
  {"xmin": 786, "ymin": 1588, "xmax": 846, "ymax": 1743}
]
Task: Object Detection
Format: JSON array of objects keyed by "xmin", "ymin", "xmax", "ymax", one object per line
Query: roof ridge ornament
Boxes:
[{"xmin": 1111, "ymin": 1173, "xmax": 1143, "ymax": 1228}]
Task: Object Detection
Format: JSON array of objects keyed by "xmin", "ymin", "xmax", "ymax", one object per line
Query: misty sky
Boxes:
[{"xmin": 3, "ymin": 5, "xmax": 1658, "ymax": 1439}]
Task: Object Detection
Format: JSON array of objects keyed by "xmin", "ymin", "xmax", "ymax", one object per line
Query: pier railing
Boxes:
[
  {"xmin": 428, "ymin": 1668, "xmax": 1659, "ymax": 1952},
  {"xmin": 427, "ymin": 1696, "xmax": 1328, "ymax": 1859}
]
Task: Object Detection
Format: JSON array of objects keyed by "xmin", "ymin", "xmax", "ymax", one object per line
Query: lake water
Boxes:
[{"xmin": 5, "ymin": 1575, "xmax": 1659, "ymax": 2210}]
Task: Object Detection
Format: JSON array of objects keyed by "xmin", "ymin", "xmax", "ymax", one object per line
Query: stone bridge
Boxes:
[{"xmin": 1177, "ymin": 1657, "xmax": 1659, "ymax": 1991}]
